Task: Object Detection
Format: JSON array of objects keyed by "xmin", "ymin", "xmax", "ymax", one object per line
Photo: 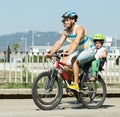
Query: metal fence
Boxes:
[{"xmin": 0, "ymin": 51, "xmax": 120, "ymax": 84}]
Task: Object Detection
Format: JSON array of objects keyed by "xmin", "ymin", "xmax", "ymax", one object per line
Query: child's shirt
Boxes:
[{"xmin": 95, "ymin": 46, "xmax": 106, "ymax": 59}]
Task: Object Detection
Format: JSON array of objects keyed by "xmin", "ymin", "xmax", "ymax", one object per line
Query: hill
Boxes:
[
  {"xmin": 0, "ymin": 30, "xmax": 120, "ymax": 52},
  {"xmin": 0, "ymin": 31, "xmax": 63, "ymax": 51}
]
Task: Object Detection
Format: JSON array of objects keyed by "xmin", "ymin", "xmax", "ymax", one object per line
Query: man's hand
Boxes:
[
  {"xmin": 60, "ymin": 51, "xmax": 69, "ymax": 57},
  {"xmin": 44, "ymin": 51, "xmax": 52, "ymax": 58}
]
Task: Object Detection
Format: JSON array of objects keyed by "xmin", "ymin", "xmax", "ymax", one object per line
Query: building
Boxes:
[
  {"xmin": 105, "ymin": 36, "xmax": 120, "ymax": 66},
  {"xmin": 29, "ymin": 45, "xmax": 68, "ymax": 55}
]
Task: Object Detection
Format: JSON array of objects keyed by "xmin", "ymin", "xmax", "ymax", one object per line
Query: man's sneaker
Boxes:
[{"xmin": 68, "ymin": 83, "xmax": 80, "ymax": 92}]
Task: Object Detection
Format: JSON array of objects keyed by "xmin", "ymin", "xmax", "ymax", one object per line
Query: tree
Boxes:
[
  {"xmin": 7, "ymin": 45, "xmax": 11, "ymax": 62},
  {"xmin": 13, "ymin": 43, "xmax": 19, "ymax": 53}
]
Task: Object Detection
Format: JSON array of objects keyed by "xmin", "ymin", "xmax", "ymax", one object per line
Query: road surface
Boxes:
[{"xmin": 0, "ymin": 97, "xmax": 120, "ymax": 117}]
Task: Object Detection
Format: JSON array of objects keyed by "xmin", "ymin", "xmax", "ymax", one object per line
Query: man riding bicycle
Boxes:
[{"xmin": 45, "ymin": 11, "xmax": 95, "ymax": 91}]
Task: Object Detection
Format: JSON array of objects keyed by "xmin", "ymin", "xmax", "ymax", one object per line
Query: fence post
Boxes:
[
  {"xmin": 25, "ymin": 52, "xmax": 29, "ymax": 83},
  {"xmin": 31, "ymin": 52, "xmax": 34, "ymax": 83},
  {"xmin": 9, "ymin": 51, "xmax": 12, "ymax": 83}
]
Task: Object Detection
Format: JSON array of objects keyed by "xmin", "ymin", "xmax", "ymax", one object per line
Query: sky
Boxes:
[{"xmin": 0, "ymin": 0, "xmax": 120, "ymax": 38}]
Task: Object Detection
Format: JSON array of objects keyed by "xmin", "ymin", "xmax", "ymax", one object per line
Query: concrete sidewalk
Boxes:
[
  {"xmin": 0, "ymin": 87, "xmax": 120, "ymax": 98},
  {"xmin": 0, "ymin": 89, "xmax": 32, "ymax": 99},
  {"xmin": 0, "ymin": 87, "xmax": 120, "ymax": 94}
]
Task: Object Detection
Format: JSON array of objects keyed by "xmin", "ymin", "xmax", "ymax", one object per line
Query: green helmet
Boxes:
[{"xmin": 93, "ymin": 34, "xmax": 104, "ymax": 41}]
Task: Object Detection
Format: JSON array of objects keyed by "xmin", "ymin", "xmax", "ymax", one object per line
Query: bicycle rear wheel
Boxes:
[
  {"xmin": 32, "ymin": 71, "xmax": 63, "ymax": 110},
  {"xmin": 80, "ymin": 75, "xmax": 106, "ymax": 109}
]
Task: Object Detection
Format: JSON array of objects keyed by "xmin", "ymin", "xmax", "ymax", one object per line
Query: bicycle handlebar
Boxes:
[
  {"xmin": 46, "ymin": 50, "xmax": 69, "ymax": 60},
  {"xmin": 53, "ymin": 50, "xmax": 63, "ymax": 59}
]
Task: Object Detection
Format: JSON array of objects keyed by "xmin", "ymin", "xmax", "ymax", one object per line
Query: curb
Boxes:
[
  {"xmin": 0, "ymin": 89, "xmax": 32, "ymax": 99},
  {"xmin": 0, "ymin": 88, "xmax": 120, "ymax": 99}
]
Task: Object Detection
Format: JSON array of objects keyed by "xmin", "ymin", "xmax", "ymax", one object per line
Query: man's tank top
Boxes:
[{"xmin": 66, "ymin": 25, "xmax": 94, "ymax": 50}]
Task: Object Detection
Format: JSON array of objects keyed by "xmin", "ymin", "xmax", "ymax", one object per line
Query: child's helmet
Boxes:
[{"xmin": 93, "ymin": 34, "xmax": 104, "ymax": 44}]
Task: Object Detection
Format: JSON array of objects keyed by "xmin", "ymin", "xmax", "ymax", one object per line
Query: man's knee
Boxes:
[{"xmin": 72, "ymin": 58, "xmax": 79, "ymax": 65}]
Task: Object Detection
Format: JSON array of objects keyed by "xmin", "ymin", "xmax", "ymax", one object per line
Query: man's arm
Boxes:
[
  {"xmin": 68, "ymin": 26, "xmax": 85, "ymax": 55},
  {"xmin": 46, "ymin": 31, "xmax": 66, "ymax": 56}
]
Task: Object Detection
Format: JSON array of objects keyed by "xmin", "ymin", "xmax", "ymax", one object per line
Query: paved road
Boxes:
[{"xmin": 0, "ymin": 97, "xmax": 120, "ymax": 117}]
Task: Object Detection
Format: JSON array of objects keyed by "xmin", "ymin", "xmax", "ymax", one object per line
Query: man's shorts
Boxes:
[
  {"xmin": 77, "ymin": 48, "xmax": 95, "ymax": 66},
  {"xmin": 67, "ymin": 48, "xmax": 95, "ymax": 66}
]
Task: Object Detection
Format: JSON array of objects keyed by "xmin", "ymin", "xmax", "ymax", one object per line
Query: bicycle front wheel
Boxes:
[
  {"xmin": 80, "ymin": 75, "xmax": 106, "ymax": 109},
  {"xmin": 32, "ymin": 71, "xmax": 63, "ymax": 110}
]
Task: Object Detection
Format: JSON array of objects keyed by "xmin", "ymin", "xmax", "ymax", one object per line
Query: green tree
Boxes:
[
  {"xmin": 13, "ymin": 43, "xmax": 19, "ymax": 53},
  {"xmin": 7, "ymin": 45, "xmax": 11, "ymax": 62}
]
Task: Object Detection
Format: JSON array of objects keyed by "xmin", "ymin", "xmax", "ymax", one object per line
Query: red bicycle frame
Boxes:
[{"xmin": 54, "ymin": 60, "xmax": 69, "ymax": 81}]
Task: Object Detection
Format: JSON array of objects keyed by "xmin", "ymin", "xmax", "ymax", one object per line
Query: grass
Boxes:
[{"xmin": 0, "ymin": 82, "xmax": 32, "ymax": 89}]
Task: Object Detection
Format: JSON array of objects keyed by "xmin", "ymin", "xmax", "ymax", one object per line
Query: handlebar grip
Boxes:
[{"xmin": 60, "ymin": 53, "xmax": 68, "ymax": 57}]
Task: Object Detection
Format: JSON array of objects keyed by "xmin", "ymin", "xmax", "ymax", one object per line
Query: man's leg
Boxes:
[
  {"xmin": 64, "ymin": 66, "xmax": 74, "ymax": 82},
  {"xmin": 68, "ymin": 59, "xmax": 80, "ymax": 91},
  {"xmin": 73, "ymin": 59, "xmax": 79, "ymax": 84},
  {"xmin": 75, "ymin": 49, "xmax": 95, "ymax": 82},
  {"xmin": 60, "ymin": 52, "xmax": 75, "ymax": 82}
]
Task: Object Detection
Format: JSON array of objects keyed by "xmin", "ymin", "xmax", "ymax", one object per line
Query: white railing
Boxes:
[
  {"xmin": 0, "ymin": 51, "xmax": 120, "ymax": 84},
  {"xmin": 100, "ymin": 53, "xmax": 120, "ymax": 84},
  {"xmin": 0, "ymin": 52, "xmax": 53, "ymax": 83}
]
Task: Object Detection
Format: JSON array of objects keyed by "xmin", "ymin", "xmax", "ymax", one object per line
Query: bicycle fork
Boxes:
[{"xmin": 46, "ymin": 69, "xmax": 58, "ymax": 92}]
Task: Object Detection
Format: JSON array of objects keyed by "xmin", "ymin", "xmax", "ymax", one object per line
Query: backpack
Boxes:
[{"xmin": 99, "ymin": 58, "xmax": 107, "ymax": 71}]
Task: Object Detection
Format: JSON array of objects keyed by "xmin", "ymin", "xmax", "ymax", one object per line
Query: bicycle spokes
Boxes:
[{"xmin": 80, "ymin": 77, "xmax": 106, "ymax": 109}]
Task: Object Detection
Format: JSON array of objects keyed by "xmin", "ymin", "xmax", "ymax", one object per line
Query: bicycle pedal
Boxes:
[
  {"xmin": 78, "ymin": 90, "xmax": 84, "ymax": 92},
  {"xmin": 83, "ymin": 87, "xmax": 88, "ymax": 90},
  {"xmin": 67, "ymin": 92, "xmax": 74, "ymax": 96}
]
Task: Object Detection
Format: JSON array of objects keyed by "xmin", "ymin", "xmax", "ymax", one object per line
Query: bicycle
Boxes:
[{"xmin": 32, "ymin": 50, "xmax": 106, "ymax": 110}]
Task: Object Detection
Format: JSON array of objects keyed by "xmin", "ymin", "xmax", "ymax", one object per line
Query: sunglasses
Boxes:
[{"xmin": 61, "ymin": 19, "xmax": 65, "ymax": 23}]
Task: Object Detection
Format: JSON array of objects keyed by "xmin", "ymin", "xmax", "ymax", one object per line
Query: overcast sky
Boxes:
[{"xmin": 0, "ymin": 0, "xmax": 120, "ymax": 38}]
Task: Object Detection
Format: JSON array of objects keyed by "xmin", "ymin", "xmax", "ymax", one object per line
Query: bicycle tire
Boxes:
[
  {"xmin": 80, "ymin": 75, "xmax": 106, "ymax": 109},
  {"xmin": 32, "ymin": 71, "xmax": 63, "ymax": 110}
]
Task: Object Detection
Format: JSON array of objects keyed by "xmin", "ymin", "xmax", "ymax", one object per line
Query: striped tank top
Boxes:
[{"xmin": 66, "ymin": 25, "xmax": 94, "ymax": 50}]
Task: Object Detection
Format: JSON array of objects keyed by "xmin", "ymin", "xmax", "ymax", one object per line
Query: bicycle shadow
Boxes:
[
  {"xmin": 35, "ymin": 98, "xmax": 115, "ymax": 111},
  {"xmin": 56, "ymin": 99, "xmax": 86, "ymax": 110},
  {"xmin": 56, "ymin": 98, "xmax": 115, "ymax": 110}
]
